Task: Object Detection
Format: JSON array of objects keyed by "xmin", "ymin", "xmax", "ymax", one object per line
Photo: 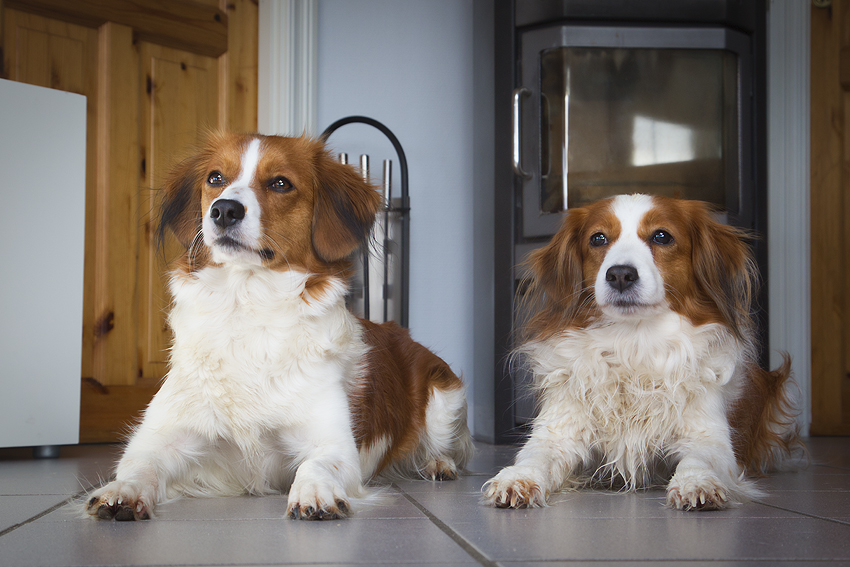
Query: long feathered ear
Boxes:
[
  {"xmin": 312, "ymin": 151, "xmax": 382, "ymax": 263},
  {"xmin": 690, "ymin": 203, "xmax": 758, "ymax": 341},
  {"xmin": 158, "ymin": 153, "xmax": 206, "ymax": 251},
  {"xmin": 523, "ymin": 207, "xmax": 589, "ymax": 338}
]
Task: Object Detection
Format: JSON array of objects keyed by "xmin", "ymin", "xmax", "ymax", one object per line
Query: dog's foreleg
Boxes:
[
  {"xmin": 85, "ymin": 424, "xmax": 205, "ymax": 521},
  {"xmin": 284, "ymin": 416, "xmax": 363, "ymax": 521},
  {"xmin": 666, "ymin": 394, "xmax": 747, "ymax": 511},
  {"xmin": 483, "ymin": 409, "xmax": 588, "ymax": 508}
]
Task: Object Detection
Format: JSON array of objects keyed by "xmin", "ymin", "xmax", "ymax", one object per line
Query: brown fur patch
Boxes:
[
  {"xmin": 352, "ymin": 320, "xmax": 463, "ymax": 475},
  {"xmin": 728, "ymin": 355, "xmax": 801, "ymax": 474},
  {"xmin": 649, "ymin": 197, "xmax": 757, "ymax": 338}
]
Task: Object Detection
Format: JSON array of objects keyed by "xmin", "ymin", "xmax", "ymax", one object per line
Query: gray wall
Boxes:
[{"xmin": 317, "ymin": 0, "xmax": 494, "ymax": 436}]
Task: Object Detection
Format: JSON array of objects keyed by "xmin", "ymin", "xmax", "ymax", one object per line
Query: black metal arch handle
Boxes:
[{"xmin": 321, "ymin": 116, "xmax": 410, "ymax": 328}]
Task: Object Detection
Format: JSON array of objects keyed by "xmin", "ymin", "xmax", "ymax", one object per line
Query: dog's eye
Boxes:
[
  {"xmin": 651, "ymin": 230, "xmax": 674, "ymax": 245},
  {"xmin": 589, "ymin": 233, "xmax": 608, "ymax": 247},
  {"xmin": 268, "ymin": 176, "xmax": 293, "ymax": 193},
  {"xmin": 207, "ymin": 171, "xmax": 225, "ymax": 186}
]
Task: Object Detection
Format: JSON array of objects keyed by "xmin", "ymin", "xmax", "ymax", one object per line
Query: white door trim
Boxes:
[
  {"xmin": 258, "ymin": 0, "xmax": 318, "ymax": 136},
  {"xmin": 767, "ymin": 0, "xmax": 811, "ymax": 435}
]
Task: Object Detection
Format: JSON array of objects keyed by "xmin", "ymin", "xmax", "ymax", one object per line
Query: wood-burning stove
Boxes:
[{"xmin": 490, "ymin": 0, "xmax": 767, "ymax": 442}]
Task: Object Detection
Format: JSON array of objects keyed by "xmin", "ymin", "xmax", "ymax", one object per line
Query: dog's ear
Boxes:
[
  {"xmin": 523, "ymin": 206, "xmax": 589, "ymax": 335},
  {"xmin": 690, "ymin": 202, "xmax": 758, "ymax": 340},
  {"xmin": 312, "ymin": 151, "xmax": 382, "ymax": 263},
  {"xmin": 531, "ymin": 206, "xmax": 587, "ymax": 303},
  {"xmin": 158, "ymin": 153, "xmax": 206, "ymax": 251}
]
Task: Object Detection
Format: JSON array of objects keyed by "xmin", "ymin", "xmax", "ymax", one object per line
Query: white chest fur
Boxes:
[
  {"xmin": 157, "ymin": 267, "xmax": 366, "ymax": 440},
  {"xmin": 525, "ymin": 311, "xmax": 744, "ymax": 481}
]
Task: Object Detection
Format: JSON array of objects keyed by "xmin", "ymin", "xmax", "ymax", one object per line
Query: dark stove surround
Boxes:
[{"xmin": 489, "ymin": 0, "xmax": 767, "ymax": 443}]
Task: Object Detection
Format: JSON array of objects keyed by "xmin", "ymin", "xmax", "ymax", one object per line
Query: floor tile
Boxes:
[
  {"xmin": 394, "ymin": 472, "xmax": 489, "ymax": 495},
  {"xmin": 0, "ymin": 516, "xmax": 476, "ymax": 567},
  {"xmin": 2, "ymin": 438, "xmax": 850, "ymax": 566},
  {"xmin": 0, "ymin": 445, "xmax": 116, "ymax": 496},
  {"xmin": 407, "ymin": 487, "xmax": 807, "ymax": 525},
  {"xmin": 503, "ymin": 562, "xmax": 850, "ymax": 567},
  {"xmin": 0, "ymin": 495, "xmax": 70, "ymax": 532},
  {"xmin": 452, "ymin": 516, "xmax": 850, "ymax": 562},
  {"xmin": 806, "ymin": 437, "xmax": 850, "ymax": 469},
  {"xmin": 758, "ymin": 465, "xmax": 850, "ymax": 492},
  {"xmin": 756, "ymin": 490, "xmax": 850, "ymax": 521}
]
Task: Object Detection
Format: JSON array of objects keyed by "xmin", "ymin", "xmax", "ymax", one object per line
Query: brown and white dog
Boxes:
[
  {"xmin": 85, "ymin": 132, "xmax": 472, "ymax": 521},
  {"xmin": 484, "ymin": 194, "xmax": 799, "ymax": 511}
]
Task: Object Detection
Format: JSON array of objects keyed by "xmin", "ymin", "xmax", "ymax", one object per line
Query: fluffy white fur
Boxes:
[
  {"xmin": 484, "ymin": 194, "xmax": 769, "ymax": 511},
  {"xmin": 487, "ymin": 314, "xmax": 755, "ymax": 508}
]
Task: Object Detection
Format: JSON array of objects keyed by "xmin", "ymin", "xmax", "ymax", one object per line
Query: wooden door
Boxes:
[
  {"xmin": 811, "ymin": 0, "xmax": 850, "ymax": 435},
  {"xmin": 1, "ymin": 0, "xmax": 258, "ymax": 442}
]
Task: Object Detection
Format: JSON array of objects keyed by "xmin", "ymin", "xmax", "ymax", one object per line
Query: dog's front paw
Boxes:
[
  {"xmin": 666, "ymin": 471, "xmax": 730, "ymax": 511},
  {"xmin": 286, "ymin": 480, "xmax": 350, "ymax": 521},
  {"xmin": 483, "ymin": 466, "xmax": 547, "ymax": 509},
  {"xmin": 85, "ymin": 481, "xmax": 153, "ymax": 521},
  {"xmin": 424, "ymin": 457, "xmax": 458, "ymax": 481}
]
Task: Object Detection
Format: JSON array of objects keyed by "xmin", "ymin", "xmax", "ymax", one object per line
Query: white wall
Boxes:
[{"xmin": 316, "ymin": 0, "xmax": 484, "ymax": 430}]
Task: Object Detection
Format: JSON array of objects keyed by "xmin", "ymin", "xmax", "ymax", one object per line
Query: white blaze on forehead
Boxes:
[
  {"xmin": 602, "ymin": 194, "xmax": 654, "ymax": 265},
  {"xmin": 214, "ymin": 137, "xmax": 262, "ymax": 203},
  {"xmin": 232, "ymin": 138, "xmax": 262, "ymax": 188},
  {"xmin": 595, "ymin": 194, "xmax": 666, "ymax": 314},
  {"xmin": 610, "ymin": 194, "xmax": 654, "ymax": 242}
]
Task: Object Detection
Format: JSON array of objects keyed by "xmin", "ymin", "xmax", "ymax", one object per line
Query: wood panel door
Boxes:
[
  {"xmin": 1, "ymin": 0, "xmax": 258, "ymax": 442},
  {"xmin": 811, "ymin": 0, "xmax": 850, "ymax": 435}
]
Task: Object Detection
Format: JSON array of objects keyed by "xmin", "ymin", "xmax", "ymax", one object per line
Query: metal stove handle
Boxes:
[{"xmin": 512, "ymin": 87, "xmax": 532, "ymax": 179}]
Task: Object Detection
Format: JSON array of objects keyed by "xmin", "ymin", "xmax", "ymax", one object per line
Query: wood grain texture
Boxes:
[
  {"xmin": 93, "ymin": 22, "xmax": 140, "ymax": 387},
  {"xmin": 79, "ymin": 378, "xmax": 159, "ymax": 443},
  {"xmin": 810, "ymin": 1, "xmax": 850, "ymax": 435},
  {"xmin": 6, "ymin": 0, "xmax": 227, "ymax": 57},
  {"xmin": 219, "ymin": 0, "xmax": 257, "ymax": 132},
  {"xmin": 137, "ymin": 42, "xmax": 220, "ymax": 380}
]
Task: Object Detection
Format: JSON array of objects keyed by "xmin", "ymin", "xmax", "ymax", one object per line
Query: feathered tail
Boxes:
[{"xmin": 729, "ymin": 354, "xmax": 805, "ymax": 475}]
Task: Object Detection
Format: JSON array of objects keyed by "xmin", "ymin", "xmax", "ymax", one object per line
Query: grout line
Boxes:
[
  {"xmin": 0, "ymin": 488, "xmax": 89, "ymax": 538},
  {"xmin": 0, "ymin": 477, "xmax": 108, "ymax": 539},
  {"xmin": 393, "ymin": 484, "xmax": 502, "ymax": 567},
  {"xmin": 753, "ymin": 500, "xmax": 850, "ymax": 526}
]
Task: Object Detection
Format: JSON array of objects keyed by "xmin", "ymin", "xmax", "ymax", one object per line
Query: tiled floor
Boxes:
[{"xmin": 0, "ymin": 438, "xmax": 848, "ymax": 567}]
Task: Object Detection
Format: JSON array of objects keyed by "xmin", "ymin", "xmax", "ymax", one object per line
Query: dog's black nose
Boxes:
[
  {"xmin": 210, "ymin": 199, "xmax": 245, "ymax": 228},
  {"xmin": 606, "ymin": 265, "xmax": 639, "ymax": 293}
]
